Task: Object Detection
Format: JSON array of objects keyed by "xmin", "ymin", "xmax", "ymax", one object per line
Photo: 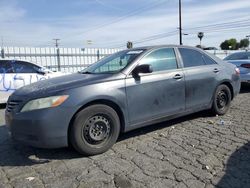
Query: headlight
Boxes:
[{"xmin": 21, "ymin": 95, "xmax": 68, "ymax": 112}]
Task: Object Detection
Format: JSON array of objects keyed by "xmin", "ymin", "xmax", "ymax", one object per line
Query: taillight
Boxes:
[
  {"xmin": 241, "ymin": 63, "xmax": 250, "ymax": 69},
  {"xmin": 235, "ymin": 67, "xmax": 240, "ymax": 75}
]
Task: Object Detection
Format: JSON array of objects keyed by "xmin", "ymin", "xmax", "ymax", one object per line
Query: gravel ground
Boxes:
[{"xmin": 0, "ymin": 85, "xmax": 249, "ymax": 188}]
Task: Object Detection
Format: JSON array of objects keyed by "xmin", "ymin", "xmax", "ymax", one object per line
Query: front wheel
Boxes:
[
  {"xmin": 70, "ymin": 104, "xmax": 120, "ymax": 156},
  {"xmin": 211, "ymin": 84, "xmax": 232, "ymax": 115}
]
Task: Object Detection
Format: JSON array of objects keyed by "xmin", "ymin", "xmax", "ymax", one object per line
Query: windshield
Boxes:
[
  {"xmin": 80, "ymin": 49, "xmax": 145, "ymax": 74},
  {"xmin": 224, "ymin": 52, "xmax": 250, "ymax": 60}
]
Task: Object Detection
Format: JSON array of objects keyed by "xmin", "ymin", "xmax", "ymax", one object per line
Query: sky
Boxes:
[{"xmin": 0, "ymin": 0, "xmax": 250, "ymax": 49}]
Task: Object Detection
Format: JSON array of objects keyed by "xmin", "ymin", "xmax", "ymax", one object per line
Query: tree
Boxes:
[
  {"xmin": 220, "ymin": 38, "xmax": 250, "ymax": 50},
  {"xmin": 220, "ymin": 38, "xmax": 239, "ymax": 50},
  {"xmin": 227, "ymin": 38, "xmax": 238, "ymax": 50},
  {"xmin": 239, "ymin": 39, "xmax": 249, "ymax": 49},
  {"xmin": 220, "ymin": 40, "xmax": 230, "ymax": 50}
]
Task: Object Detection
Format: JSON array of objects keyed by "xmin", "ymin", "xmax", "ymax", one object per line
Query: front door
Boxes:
[{"xmin": 125, "ymin": 48, "xmax": 185, "ymax": 125}]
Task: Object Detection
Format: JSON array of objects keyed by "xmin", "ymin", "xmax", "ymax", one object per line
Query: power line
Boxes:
[
  {"xmin": 94, "ymin": 0, "xmax": 123, "ymax": 11},
  {"xmin": 184, "ymin": 18, "xmax": 250, "ymax": 32},
  {"xmin": 109, "ymin": 18, "xmax": 250, "ymax": 48},
  {"xmin": 63, "ymin": 0, "xmax": 168, "ymax": 40}
]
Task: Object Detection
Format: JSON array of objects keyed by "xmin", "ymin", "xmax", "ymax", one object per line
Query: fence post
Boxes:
[
  {"xmin": 97, "ymin": 49, "xmax": 100, "ymax": 61},
  {"xmin": 1, "ymin": 48, "xmax": 4, "ymax": 58},
  {"xmin": 56, "ymin": 48, "xmax": 61, "ymax": 71}
]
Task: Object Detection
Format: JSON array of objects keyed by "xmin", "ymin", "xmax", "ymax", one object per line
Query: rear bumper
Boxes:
[
  {"xmin": 5, "ymin": 106, "xmax": 75, "ymax": 148},
  {"xmin": 240, "ymin": 73, "xmax": 250, "ymax": 83}
]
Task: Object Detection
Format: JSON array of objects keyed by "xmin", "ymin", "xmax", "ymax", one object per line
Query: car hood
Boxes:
[{"xmin": 13, "ymin": 73, "xmax": 124, "ymax": 97}]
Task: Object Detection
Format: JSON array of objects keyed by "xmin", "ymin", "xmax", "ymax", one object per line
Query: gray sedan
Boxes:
[{"xmin": 5, "ymin": 45, "xmax": 241, "ymax": 155}]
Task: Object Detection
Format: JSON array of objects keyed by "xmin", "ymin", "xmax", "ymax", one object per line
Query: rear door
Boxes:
[
  {"xmin": 178, "ymin": 48, "xmax": 220, "ymax": 110},
  {"xmin": 125, "ymin": 48, "xmax": 185, "ymax": 125}
]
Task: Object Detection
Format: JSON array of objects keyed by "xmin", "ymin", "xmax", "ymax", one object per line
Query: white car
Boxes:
[{"xmin": 0, "ymin": 59, "xmax": 65, "ymax": 104}]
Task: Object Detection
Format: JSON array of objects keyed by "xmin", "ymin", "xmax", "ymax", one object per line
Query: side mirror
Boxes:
[{"xmin": 132, "ymin": 64, "xmax": 153, "ymax": 77}]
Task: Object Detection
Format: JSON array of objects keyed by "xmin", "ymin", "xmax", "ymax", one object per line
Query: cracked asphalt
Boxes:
[{"xmin": 0, "ymin": 84, "xmax": 249, "ymax": 188}]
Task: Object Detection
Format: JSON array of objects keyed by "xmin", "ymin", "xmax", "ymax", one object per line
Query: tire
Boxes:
[
  {"xmin": 70, "ymin": 104, "xmax": 120, "ymax": 156},
  {"xmin": 211, "ymin": 84, "xmax": 232, "ymax": 115}
]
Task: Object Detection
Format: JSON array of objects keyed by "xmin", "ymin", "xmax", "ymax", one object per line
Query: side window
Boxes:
[
  {"xmin": 139, "ymin": 48, "xmax": 177, "ymax": 72},
  {"xmin": 0, "ymin": 60, "xmax": 14, "ymax": 73},
  {"xmin": 203, "ymin": 55, "xmax": 216, "ymax": 65},
  {"xmin": 179, "ymin": 48, "xmax": 206, "ymax": 68},
  {"xmin": 12, "ymin": 61, "xmax": 38, "ymax": 73}
]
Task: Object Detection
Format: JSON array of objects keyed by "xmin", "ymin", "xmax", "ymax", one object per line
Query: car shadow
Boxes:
[
  {"xmin": 240, "ymin": 83, "xmax": 250, "ymax": 93},
  {"xmin": 0, "ymin": 103, "xmax": 6, "ymax": 109},
  {"xmin": 118, "ymin": 110, "xmax": 212, "ymax": 141},
  {"xmin": 0, "ymin": 125, "xmax": 82, "ymax": 167},
  {"xmin": 216, "ymin": 141, "xmax": 250, "ymax": 188},
  {"xmin": 0, "ymin": 110, "xmax": 212, "ymax": 167}
]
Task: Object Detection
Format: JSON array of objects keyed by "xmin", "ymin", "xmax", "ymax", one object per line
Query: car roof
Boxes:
[
  {"xmin": 130, "ymin": 44, "xmax": 200, "ymax": 51},
  {"xmin": 0, "ymin": 59, "xmax": 42, "ymax": 67}
]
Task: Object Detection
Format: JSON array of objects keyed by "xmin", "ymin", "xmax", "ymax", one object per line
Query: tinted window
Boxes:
[
  {"xmin": 140, "ymin": 48, "xmax": 177, "ymax": 72},
  {"xmin": 12, "ymin": 61, "xmax": 39, "ymax": 73},
  {"xmin": 224, "ymin": 52, "xmax": 250, "ymax": 60},
  {"xmin": 179, "ymin": 48, "xmax": 206, "ymax": 67},
  {"xmin": 0, "ymin": 60, "xmax": 14, "ymax": 73},
  {"xmin": 203, "ymin": 55, "xmax": 216, "ymax": 65}
]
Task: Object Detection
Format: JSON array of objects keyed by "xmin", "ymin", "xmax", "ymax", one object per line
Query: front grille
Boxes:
[{"xmin": 6, "ymin": 100, "xmax": 22, "ymax": 112}]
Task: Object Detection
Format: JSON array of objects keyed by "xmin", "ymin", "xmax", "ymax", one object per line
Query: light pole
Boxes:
[{"xmin": 179, "ymin": 0, "xmax": 182, "ymax": 45}]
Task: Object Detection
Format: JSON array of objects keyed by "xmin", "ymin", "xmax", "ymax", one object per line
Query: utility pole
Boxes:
[
  {"xmin": 1, "ymin": 36, "xmax": 4, "ymax": 58},
  {"xmin": 53, "ymin": 38, "xmax": 61, "ymax": 71},
  {"xmin": 179, "ymin": 0, "xmax": 182, "ymax": 45},
  {"xmin": 53, "ymin": 38, "xmax": 60, "ymax": 48}
]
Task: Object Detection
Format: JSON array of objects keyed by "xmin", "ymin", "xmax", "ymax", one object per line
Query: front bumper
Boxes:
[{"xmin": 5, "ymin": 106, "xmax": 75, "ymax": 148}]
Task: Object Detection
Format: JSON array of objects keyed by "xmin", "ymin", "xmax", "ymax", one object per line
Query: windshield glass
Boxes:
[
  {"xmin": 80, "ymin": 49, "xmax": 145, "ymax": 74},
  {"xmin": 224, "ymin": 52, "xmax": 250, "ymax": 60}
]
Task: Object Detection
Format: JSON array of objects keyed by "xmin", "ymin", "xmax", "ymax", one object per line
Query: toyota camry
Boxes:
[{"xmin": 5, "ymin": 45, "xmax": 241, "ymax": 155}]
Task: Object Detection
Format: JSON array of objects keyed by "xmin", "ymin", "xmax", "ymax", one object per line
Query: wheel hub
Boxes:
[
  {"xmin": 217, "ymin": 91, "xmax": 228, "ymax": 109},
  {"xmin": 83, "ymin": 115, "xmax": 111, "ymax": 142}
]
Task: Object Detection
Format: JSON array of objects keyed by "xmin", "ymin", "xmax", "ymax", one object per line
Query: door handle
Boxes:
[
  {"xmin": 213, "ymin": 68, "xmax": 220, "ymax": 73},
  {"xmin": 173, "ymin": 74, "xmax": 183, "ymax": 79}
]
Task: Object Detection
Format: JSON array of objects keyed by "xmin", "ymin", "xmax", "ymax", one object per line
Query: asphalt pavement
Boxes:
[{"xmin": 0, "ymin": 85, "xmax": 249, "ymax": 188}]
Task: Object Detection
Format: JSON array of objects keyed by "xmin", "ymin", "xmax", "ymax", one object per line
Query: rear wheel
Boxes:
[
  {"xmin": 70, "ymin": 104, "xmax": 120, "ymax": 155},
  {"xmin": 211, "ymin": 84, "xmax": 231, "ymax": 115}
]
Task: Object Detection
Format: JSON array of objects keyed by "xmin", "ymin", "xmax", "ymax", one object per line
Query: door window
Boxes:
[
  {"xmin": 0, "ymin": 60, "xmax": 14, "ymax": 73},
  {"xmin": 12, "ymin": 61, "xmax": 39, "ymax": 73},
  {"xmin": 139, "ymin": 48, "xmax": 178, "ymax": 72},
  {"xmin": 203, "ymin": 55, "xmax": 217, "ymax": 65},
  {"xmin": 179, "ymin": 48, "xmax": 206, "ymax": 67}
]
